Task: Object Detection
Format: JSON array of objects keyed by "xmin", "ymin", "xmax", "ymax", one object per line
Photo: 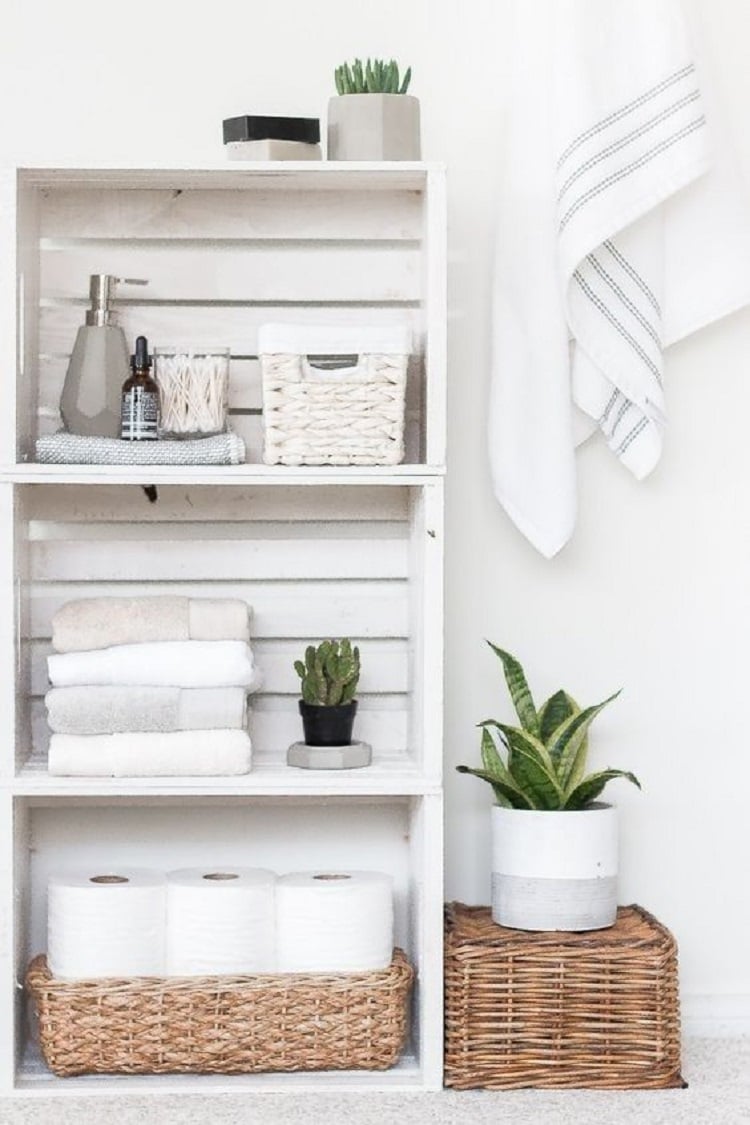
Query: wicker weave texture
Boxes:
[
  {"xmin": 261, "ymin": 353, "xmax": 407, "ymax": 466},
  {"xmin": 444, "ymin": 903, "xmax": 684, "ymax": 1091},
  {"xmin": 26, "ymin": 949, "xmax": 414, "ymax": 1076}
]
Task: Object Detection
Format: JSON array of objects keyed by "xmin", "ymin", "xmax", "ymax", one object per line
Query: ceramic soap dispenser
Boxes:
[{"xmin": 60, "ymin": 274, "xmax": 147, "ymax": 438}]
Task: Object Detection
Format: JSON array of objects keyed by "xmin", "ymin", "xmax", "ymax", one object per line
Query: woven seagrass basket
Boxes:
[
  {"xmin": 444, "ymin": 903, "xmax": 685, "ymax": 1091},
  {"xmin": 26, "ymin": 948, "xmax": 414, "ymax": 1077},
  {"xmin": 260, "ymin": 351, "xmax": 408, "ymax": 467}
]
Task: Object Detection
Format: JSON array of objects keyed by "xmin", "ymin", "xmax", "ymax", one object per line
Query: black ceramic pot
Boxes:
[{"xmin": 299, "ymin": 699, "xmax": 358, "ymax": 746}]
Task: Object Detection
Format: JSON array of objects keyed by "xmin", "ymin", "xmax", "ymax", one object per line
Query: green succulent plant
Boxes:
[
  {"xmin": 294, "ymin": 638, "xmax": 361, "ymax": 706},
  {"xmin": 334, "ymin": 57, "xmax": 412, "ymax": 96},
  {"xmin": 457, "ymin": 643, "xmax": 641, "ymax": 811}
]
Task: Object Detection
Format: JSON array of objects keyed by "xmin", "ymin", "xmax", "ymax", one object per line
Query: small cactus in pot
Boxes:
[{"xmin": 294, "ymin": 639, "xmax": 361, "ymax": 746}]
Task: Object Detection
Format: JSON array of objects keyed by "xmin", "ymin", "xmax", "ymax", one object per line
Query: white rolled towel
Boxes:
[
  {"xmin": 48, "ymin": 730, "xmax": 252, "ymax": 777},
  {"xmin": 48, "ymin": 641, "xmax": 257, "ymax": 689},
  {"xmin": 45, "ymin": 686, "xmax": 249, "ymax": 734},
  {"xmin": 52, "ymin": 596, "xmax": 251, "ymax": 653}
]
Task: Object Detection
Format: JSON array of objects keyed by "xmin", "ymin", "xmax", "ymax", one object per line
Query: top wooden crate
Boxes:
[
  {"xmin": 444, "ymin": 902, "xmax": 685, "ymax": 1091},
  {"xmin": 0, "ymin": 164, "xmax": 446, "ymax": 470}
]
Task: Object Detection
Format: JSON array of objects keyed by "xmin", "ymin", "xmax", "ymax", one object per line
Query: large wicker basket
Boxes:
[
  {"xmin": 26, "ymin": 949, "xmax": 414, "ymax": 1077},
  {"xmin": 444, "ymin": 903, "xmax": 685, "ymax": 1091},
  {"xmin": 259, "ymin": 323, "xmax": 410, "ymax": 467}
]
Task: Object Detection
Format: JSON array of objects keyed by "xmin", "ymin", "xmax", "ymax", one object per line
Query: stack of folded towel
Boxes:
[{"xmin": 45, "ymin": 597, "xmax": 258, "ymax": 777}]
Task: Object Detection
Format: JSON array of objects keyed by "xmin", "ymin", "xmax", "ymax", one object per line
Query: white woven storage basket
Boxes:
[{"xmin": 259, "ymin": 324, "xmax": 410, "ymax": 466}]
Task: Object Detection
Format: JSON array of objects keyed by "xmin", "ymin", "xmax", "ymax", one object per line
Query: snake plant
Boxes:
[
  {"xmin": 334, "ymin": 58, "xmax": 412, "ymax": 96},
  {"xmin": 294, "ymin": 638, "xmax": 360, "ymax": 706},
  {"xmin": 457, "ymin": 643, "xmax": 641, "ymax": 810}
]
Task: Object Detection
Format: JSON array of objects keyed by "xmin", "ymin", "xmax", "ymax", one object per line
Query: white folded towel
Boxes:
[
  {"xmin": 48, "ymin": 640, "xmax": 257, "ymax": 689},
  {"xmin": 490, "ymin": 0, "xmax": 750, "ymax": 556},
  {"xmin": 48, "ymin": 730, "xmax": 252, "ymax": 777},
  {"xmin": 52, "ymin": 597, "xmax": 251, "ymax": 653},
  {"xmin": 45, "ymin": 686, "xmax": 248, "ymax": 735}
]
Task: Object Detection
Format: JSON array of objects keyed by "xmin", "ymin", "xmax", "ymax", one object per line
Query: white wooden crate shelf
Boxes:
[
  {"xmin": 13, "ymin": 747, "xmax": 441, "ymax": 797},
  {"xmin": 0, "ymin": 163, "xmax": 446, "ymax": 1096},
  {"xmin": 5, "ymin": 792, "xmax": 444, "ymax": 1093},
  {"xmin": 1, "ymin": 162, "xmax": 446, "ymax": 470}
]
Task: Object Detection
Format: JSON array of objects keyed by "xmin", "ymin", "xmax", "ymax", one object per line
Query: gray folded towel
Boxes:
[
  {"xmin": 35, "ymin": 431, "xmax": 246, "ymax": 465},
  {"xmin": 52, "ymin": 596, "xmax": 251, "ymax": 653},
  {"xmin": 46, "ymin": 686, "xmax": 248, "ymax": 735}
]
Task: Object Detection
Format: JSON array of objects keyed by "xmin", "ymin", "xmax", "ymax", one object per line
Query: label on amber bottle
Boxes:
[{"xmin": 121, "ymin": 387, "xmax": 159, "ymax": 441}]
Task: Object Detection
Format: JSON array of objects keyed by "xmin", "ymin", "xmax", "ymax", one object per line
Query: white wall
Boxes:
[{"xmin": 3, "ymin": 0, "xmax": 749, "ymax": 1033}]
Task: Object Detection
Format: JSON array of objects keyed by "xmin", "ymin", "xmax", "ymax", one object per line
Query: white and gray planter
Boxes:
[
  {"xmin": 327, "ymin": 95, "xmax": 421, "ymax": 161},
  {"xmin": 491, "ymin": 802, "xmax": 619, "ymax": 932}
]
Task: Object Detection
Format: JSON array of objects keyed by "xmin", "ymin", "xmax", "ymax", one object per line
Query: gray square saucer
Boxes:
[{"xmin": 287, "ymin": 741, "xmax": 372, "ymax": 770}]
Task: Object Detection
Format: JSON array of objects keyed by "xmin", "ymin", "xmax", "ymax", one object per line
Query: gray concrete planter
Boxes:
[
  {"xmin": 491, "ymin": 802, "xmax": 619, "ymax": 932},
  {"xmin": 327, "ymin": 95, "xmax": 421, "ymax": 161}
]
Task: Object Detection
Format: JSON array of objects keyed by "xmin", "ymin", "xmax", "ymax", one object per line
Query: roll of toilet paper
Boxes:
[
  {"xmin": 276, "ymin": 870, "xmax": 393, "ymax": 973},
  {"xmin": 47, "ymin": 869, "xmax": 166, "ymax": 980},
  {"xmin": 166, "ymin": 867, "xmax": 276, "ymax": 976}
]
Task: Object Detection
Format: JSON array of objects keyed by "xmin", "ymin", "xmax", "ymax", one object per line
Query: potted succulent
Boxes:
[
  {"xmin": 288, "ymin": 639, "xmax": 371, "ymax": 769},
  {"xmin": 327, "ymin": 57, "xmax": 420, "ymax": 160},
  {"xmin": 457, "ymin": 643, "xmax": 641, "ymax": 932}
]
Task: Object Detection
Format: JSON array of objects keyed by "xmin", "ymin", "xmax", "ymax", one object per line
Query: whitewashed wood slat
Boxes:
[
  {"xmin": 424, "ymin": 167, "xmax": 448, "ymax": 466},
  {"xmin": 24, "ymin": 165, "xmax": 429, "ymax": 192},
  {"xmin": 39, "ymin": 189, "xmax": 424, "ymax": 241},
  {"xmin": 41, "ymin": 243, "xmax": 421, "ymax": 304},
  {"xmin": 29, "ymin": 637, "xmax": 409, "ymax": 697},
  {"xmin": 30, "ymin": 700, "xmax": 409, "ymax": 755},
  {"xmin": 39, "ymin": 354, "xmax": 425, "ymax": 420},
  {"xmin": 39, "ymin": 355, "xmax": 262, "ymax": 413},
  {"xmin": 28, "ymin": 519, "xmax": 407, "ymax": 542},
  {"xmin": 39, "ymin": 304, "xmax": 422, "ymax": 357},
  {"xmin": 28, "ymin": 581, "xmax": 410, "ymax": 640},
  {"xmin": 25, "ymin": 484, "xmax": 410, "ymax": 523},
  {"xmin": 30, "ymin": 534, "xmax": 409, "ymax": 582},
  {"xmin": 252, "ymin": 702, "xmax": 408, "ymax": 754}
]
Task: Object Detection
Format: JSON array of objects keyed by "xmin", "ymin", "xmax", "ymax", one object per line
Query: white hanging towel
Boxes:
[{"xmin": 490, "ymin": 0, "xmax": 750, "ymax": 556}]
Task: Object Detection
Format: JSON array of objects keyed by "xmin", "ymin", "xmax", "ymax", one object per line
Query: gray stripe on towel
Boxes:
[
  {"xmin": 557, "ymin": 89, "xmax": 701, "ymax": 203},
  {"xmin": 557, "ymin": 62, "xmax": 695, "ymax": 169},
  {"xmin": 586, "ymin": 253, "xmax": 662, "ymax": 348},
  {"xmin": 559, "ymin": 115, "xmax": 707, "ymax": 232},
  {"xmin": 572, "ymin": 270, "xmax": 663, "ymax": 385},
  {"xmin": 604, "ymin": 240, "xmax": 661, "ymax": 315}
]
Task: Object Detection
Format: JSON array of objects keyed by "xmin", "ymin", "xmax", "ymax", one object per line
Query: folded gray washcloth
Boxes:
[
  {"xmin": 46, "ymin": 686, "xmax": 248, "ymax": 735},
  {"xmin": 52, "ymin": 596, "xmax": 251, "ymax": 653},
  {"xmin": 35, "ymin": 431, "xmax": 246, "ymax": 465}
]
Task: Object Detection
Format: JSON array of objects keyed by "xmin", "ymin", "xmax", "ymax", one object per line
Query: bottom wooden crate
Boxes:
[
  {"xmin": 444, "ymin": 903, "xmax": 685, "ymax": 1091},
  {"xmin": 26, "ymin": 949, "xmax": 414, "ymax": 1077}
]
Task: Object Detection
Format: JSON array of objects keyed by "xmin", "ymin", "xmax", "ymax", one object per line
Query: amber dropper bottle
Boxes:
[{"xmin": 121, "ymin": 335, "xmax": 159, "ymax": 441}]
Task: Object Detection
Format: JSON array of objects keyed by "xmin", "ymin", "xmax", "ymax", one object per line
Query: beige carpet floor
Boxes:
[{"xmin": 1, "ymin": 1038, "xmax": 748, "ymax": 1125}]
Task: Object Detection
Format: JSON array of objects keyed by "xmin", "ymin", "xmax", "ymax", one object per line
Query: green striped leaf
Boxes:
[
  {"xmin": 552, "ymin": 692, "xmax": 621, "ymax": 791},
  {"xmin": 538, "ymin": 690, "xmax": 579, "ymax": 750},
  {"xmin": 563, "ymin": 769, "xmax": 641, "ymax": 810},
  {"xmin": 486, "ymin": 642, "xmax": 540, "ymax": 737},
  {"xmin": 455, "ymin": 764, "xmax": 534, "ymax": 809},
  {"xmin": 480, "ymin": 726, "xmax": 506, "ymax": 778},
  {"xmin": 482, "ymin": 721, "xmax": 564, "ymax": 809}
]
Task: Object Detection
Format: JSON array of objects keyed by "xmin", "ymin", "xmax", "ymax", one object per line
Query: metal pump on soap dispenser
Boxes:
[{"xmin": 60, "ymin": 274, "xmax": 147, "ymax": 438}]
